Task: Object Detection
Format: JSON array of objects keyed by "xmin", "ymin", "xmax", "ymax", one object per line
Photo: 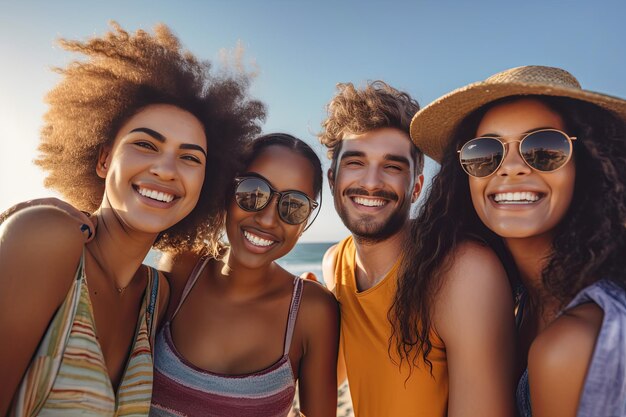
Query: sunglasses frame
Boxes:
[
  {"xmin": 458, "ymin": 129, "xmax": 577, "ymax": 178},
  {"xmin": 233, "ymin": 175, "xmax": 319, "ymax": 226}
]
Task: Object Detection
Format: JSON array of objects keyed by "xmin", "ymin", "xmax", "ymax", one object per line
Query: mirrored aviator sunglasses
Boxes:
[
  {"xmin": 458, "ymin": 129, "xmax": 577, "ymax": 178},
  {"xmin": 234, "ymin": 176, "xmax": 319, "ymax": 225}
]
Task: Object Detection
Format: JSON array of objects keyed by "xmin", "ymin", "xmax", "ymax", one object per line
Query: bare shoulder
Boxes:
[
  {"xmin": 1, "ymin": 205, "xmax": 85, "ymax": 287},
  {"xmin": 298, "ymin": 279, "xmax": 339, "ymax": 333},
  {"xmin": 527, "ymin": 303, "xmax": 603, "ymax": 417},
  {"xmin": 157, "ymin": 249, "xmax": 204, "ymax": 277},
  {"xmin": 433, "ymin": 241, "xmax": 517, "ymax": 416},
  {"xmin": 1, "ymin": 205, "xmax": 86, "ymax": 247},
  {"xmin": 0, "ymin": 206, "xmax": 87, "ymax": 412},
  {"xmin": 321, "ymin": 243, "xmax": 339, "ymax": 291},
  {"xmin": 447, "ymin": 240, "xmax": 507, "ymax": 279},
  {"xmin": 158, "ymin": 249, "xmax": 206, "ymax": 319},
  {"xmin": 437, "ymin": 240, "xmax": 510, "ymax": 307},
  {"xmin": 434, "ymin": 240, "xmax": 514, "ymax": 340},
  {"xmin": 158, "ymin": 250, "xmax": 204, "ymax": 294},
  {"xmin": 530, "ymin": 302, "xmax": 603, "ymax": 379},
  {"xmin": 300, "ymin": 278, "xmax": 339, "ymax": 318},
  {"xmin": 297, "ymin": 279, "xmax": 339, "ymax": 353}
]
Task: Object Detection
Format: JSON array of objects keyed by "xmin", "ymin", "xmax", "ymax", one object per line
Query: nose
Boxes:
[
  {"xmin": 497, "ymin": 141, "xmax": 531, "ymax": 177},
  {"xmin": 358, "ymin": 165, "xmax": 384, "ymax": 190},
  {"xmin": 254, "ymin": 195, "xmax": 279, "ymax": 228},
  {"xmin": 149, "ymin": 153, "xmax": 178, "ymax": 181}
]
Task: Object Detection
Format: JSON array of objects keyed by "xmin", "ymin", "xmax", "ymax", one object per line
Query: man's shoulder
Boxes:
[{"xmin": 322, "ymin": 237, "xmax": 352, "ymax": 292}]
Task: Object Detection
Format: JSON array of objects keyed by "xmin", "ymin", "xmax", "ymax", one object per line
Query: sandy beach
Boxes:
[{"xmin": 290, "ymin": 381, "xmax": 354, "ymax": 417}]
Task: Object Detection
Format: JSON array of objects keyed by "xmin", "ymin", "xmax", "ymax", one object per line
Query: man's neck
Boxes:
[{"xmin": 352, "ymin": 229, "xmax": 406, "ymax": 292}]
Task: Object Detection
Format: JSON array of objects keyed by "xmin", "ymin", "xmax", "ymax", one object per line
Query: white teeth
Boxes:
[
  {"xmin": 243, "ymin": 230, "xmax": 275, "ymax": 247},
  {"xmin": 493, "ymin": 192, "xmax": 541, "ymax": 204},
  {"xmin": 353, "ymin": 196, "xmax": 386, "ymax": 207},
  {"xmin": 138, "ymin": 187, "xmax": 175, "ymax": 203}
]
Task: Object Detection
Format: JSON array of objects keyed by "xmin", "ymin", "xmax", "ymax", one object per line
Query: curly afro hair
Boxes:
[{"xmin": 35, "ymin": 22, "xmax": 266, "ymax": 255}]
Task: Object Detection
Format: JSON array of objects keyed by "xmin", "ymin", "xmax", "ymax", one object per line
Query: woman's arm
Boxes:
[
  {"xmin": 0, "ymin": 206, "xmax": 86, "ymax": 414},
  {"xmin": 528, "ymin": 303, "xmax": 603, "ymax": 417},
  {"xmin": 296, "ymin": 280, "xmax": 340, "ymax": 417},
  {"xmin": 0, "ymin": 198, "xmax": 94, "ymax": 240},
  {"xmin": 158, "ymin": 250, "xmax": 204, "ymax": 318},
  {"xmin": 434, "ymin": 241, "xmax": 517, "ymax": 417}
]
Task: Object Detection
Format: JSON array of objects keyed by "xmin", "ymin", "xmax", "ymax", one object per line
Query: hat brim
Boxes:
[{"xmin": 410, "ymin": 80, "xmax": 626, "ymax": 163}]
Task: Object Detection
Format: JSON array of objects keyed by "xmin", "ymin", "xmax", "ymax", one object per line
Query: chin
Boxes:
[{"xmin": 489, "ymin": 223, "xmax": 551, "ymax": 240}]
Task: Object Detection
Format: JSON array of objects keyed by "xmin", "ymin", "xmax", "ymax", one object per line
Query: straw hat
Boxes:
[{"xmin": 410, "ymin": 65, "xmax": 626, "ymax": 163}]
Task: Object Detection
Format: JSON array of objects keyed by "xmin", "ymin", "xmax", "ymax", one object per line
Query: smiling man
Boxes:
[{"xmin": 318, "ymin": 81, "xmax": 432, "ymax": 416}]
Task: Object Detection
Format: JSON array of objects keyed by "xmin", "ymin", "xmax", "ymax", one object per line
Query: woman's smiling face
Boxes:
[
  {"xmin": 225, "ymin": 145, "xmax": 316, "ymax": 270},
  {"xmin": 98, "ymin": 104, "xmax": 207, "ymax": 235},
  {"xmin": 468, "ymin": 98, "xmax": 576, "ymax": 241}
]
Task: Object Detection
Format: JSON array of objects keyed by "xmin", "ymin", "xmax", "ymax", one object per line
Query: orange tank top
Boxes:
[{"xmin": 335, "ymin": 236, "xmax": 448, "ymax": 417}]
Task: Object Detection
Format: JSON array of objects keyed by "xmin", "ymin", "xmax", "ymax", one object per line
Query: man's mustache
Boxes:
[{"xmin": 342, "ymin": 187, "xmax": 399, "ymax": 202}]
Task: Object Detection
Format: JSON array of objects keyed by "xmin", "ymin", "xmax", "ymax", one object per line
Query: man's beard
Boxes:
[{"xmin": 335, "ymin": 187, "xmax": 410, "ymax": 245}]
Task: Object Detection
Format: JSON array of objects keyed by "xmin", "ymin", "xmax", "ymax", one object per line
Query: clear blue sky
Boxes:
[{"xmin": 1, "ymin": 0, "xmax": 625, "ymax": 242}]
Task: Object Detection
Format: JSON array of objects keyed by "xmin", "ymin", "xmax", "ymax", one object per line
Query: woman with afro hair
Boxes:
[{"xmin": 0, "ymin": 22, "xmax": 264, "ymax": 416}]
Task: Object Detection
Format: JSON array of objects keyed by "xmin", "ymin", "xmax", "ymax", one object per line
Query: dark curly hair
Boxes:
[
  {"xmin": 389, "ymin": 94, "xmax": 626, "ymax": 374},
  {"xmin": 242, "ymin": 133, "xmax": 323, "ymax": 199},
  {"xmin": 34, "ymin": 22, "xmax": 266, "ymax": 255},
  {"xmin": 318, "ymin": 80, "xmax": 424, "ymax": 175}
]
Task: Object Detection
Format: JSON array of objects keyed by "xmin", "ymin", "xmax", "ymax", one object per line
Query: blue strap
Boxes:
[{"xmin": 146, "ymin": 267, "xmax": 160, "ymax": 344}]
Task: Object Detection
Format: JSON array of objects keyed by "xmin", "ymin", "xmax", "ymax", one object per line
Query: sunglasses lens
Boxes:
[
  {"xmin": 460, "ymin": 138, "xmax": 504, "ymax": 177},
  {"xmin": 521, "ymin": 130, "xmax": 572, "ymax": 172},
  {"xmin": 235, "ymin": 177, "xmax": 271, "ymax": 211},
  {"xmin": 278, "ymin": 192, "xmax": 312, "ymax": 225}
]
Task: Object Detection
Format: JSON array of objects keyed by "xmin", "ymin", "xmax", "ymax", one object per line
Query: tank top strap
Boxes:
[
  {"xmin": 171, "ymin": 255, "xmax": 211, "ymax": 320},
  {"xmin": 283, "ymin": 276, "xmax": 304, "ymax": 356},
  {"xmin": 515, "ymin": 290, "xmax": 528, "ymax": 330},
  {"xmin": 145, "ymin": 266, "xmax": 160, "ymax": 345}
]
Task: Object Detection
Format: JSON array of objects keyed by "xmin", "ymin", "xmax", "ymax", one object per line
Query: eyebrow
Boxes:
[
  {"xmin": 129, "ymin": 127, "xmax": 208, "ymax": 158},
  {"xmin": 384, "ymin": 154, "xmax": 411, "ymax": 166},
  {"xmin": 130, "ymin": 127, "xmax": 165, "ymax": 141},
  {"xmin": 340, "ymin": 150, "xmax": 410, "ymax": 166},
  {"xmin": 339, "ymin": 150, "xmax": 366, "ymax": 160}
]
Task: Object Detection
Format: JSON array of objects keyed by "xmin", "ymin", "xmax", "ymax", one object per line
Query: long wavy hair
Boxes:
[{"xmin": 389, "ymin": 95, "xmax": 626, "ymax": 373}]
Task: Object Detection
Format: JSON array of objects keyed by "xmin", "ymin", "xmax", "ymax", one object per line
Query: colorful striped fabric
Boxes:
[
  {"xmin": 11, "ymin": 254, "xmax": 161, "ymax": 417},
  {"xmin": 150, "ymin": 256, "xmax": 303, "ymax": 417}
]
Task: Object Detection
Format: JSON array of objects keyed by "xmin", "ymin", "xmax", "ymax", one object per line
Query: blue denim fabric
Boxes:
[{"xmin": 516, "ymin": 280, "xmax": 626, "ymax": 417}]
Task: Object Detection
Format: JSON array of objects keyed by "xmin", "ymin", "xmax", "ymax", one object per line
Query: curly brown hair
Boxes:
[
  {"xmin": 389, "ymin": 95, "xmax": 626, "ymax": 374},
  {"xmin": 35, "ymin": 22, "xmax": 266, "ymax": 255},
  {"xmin": 318, "ymin": 80, "xmax": 424, "ymax": 174}
]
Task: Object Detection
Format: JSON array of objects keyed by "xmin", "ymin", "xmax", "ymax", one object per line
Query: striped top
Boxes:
[
  {"xmin": 11, "ymin": 253, "xmax": 161, "ymax": 417},
  {"xmin": 150, "ymin": 256, "xmax": 303, "ymax": 417}
]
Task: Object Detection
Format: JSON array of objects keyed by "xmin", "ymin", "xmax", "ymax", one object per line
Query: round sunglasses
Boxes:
[
  {"xmin": 234, "ymin": 175, "xmax": 319, "ymax": 225},
  {"xmin": 458, "ymin": 129, "xmax": 577, "ymax": 178}
]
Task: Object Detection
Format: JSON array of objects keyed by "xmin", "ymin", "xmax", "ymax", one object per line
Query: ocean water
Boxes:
[
  {"xmin": 276, "ymin": 242, "xmax": 335, "ymax": 282},
  {"xmin": 146, "ymin": 242, "xmax": 337, "ymax": 283}
]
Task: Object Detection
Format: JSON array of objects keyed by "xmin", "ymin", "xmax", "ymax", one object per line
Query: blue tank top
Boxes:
[{"xmin": 516, "ymin": 280, "xmax": 626, "ymax": 417}]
